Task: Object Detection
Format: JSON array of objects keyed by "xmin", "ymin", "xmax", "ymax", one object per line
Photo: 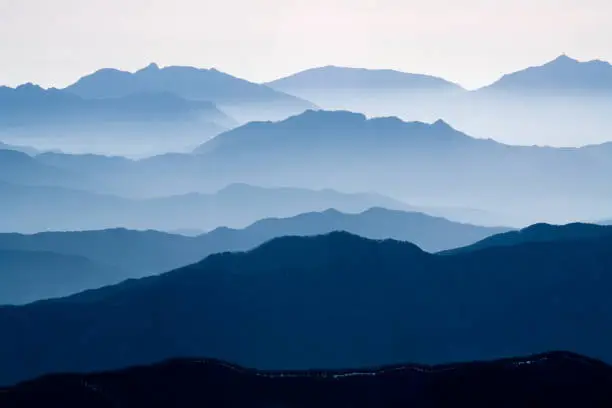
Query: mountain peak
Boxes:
[
  {"xmin": 548, "ymin": 54, "xmax": 579, "ymax": 65},
  {"xmin": 138, "ymin": 62, "xmax": 160, "ymax": 72}
]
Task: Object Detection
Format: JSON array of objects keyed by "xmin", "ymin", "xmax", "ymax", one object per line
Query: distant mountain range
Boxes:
[
  {"xmin": 263, "ymin": 56, "xmax": 612, "ymax": 146},
  {"xmin": 0, "ymin": 207, "xmax": 507, "ymax": 304},
  {"xmin": 2, "ymin": 109, "xmax": 609, "ymax": 225},
  {"xmin": 0, "ymin": 84, "xmax": 232, "ymax": 156},
  {"xmin": 2, "ymin": 230, "xmax": 612, "ymax": 384},
  {"xmin": 64, "ymin": 63, "xmax": 315, "ymax": 123},
  {"xmin": 190, "ymin": 110, "xmax": 612, "ymax": 224},
  {"xmin": 0, "ymin": 179, "xmax": 436, "ymax": 232},
  {"xmin": 2, "ymin": 351, "xmax": 611, "ymax": 407}
]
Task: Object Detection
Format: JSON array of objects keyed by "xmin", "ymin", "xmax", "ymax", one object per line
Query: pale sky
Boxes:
[{"xmin": 1, "ymin": 0, "xmax": 610, "ymax": 89}]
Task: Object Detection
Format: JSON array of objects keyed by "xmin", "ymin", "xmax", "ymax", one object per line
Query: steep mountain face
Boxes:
[
  {"xmin": 1, "ymin": 232, "xmax": 612, "ymax": 385},
  {"xmin": 2, "ymin": 352, "xmax": 611, "ymax": 408},
  {"xmin": 0, "ymin": 250, "xmax": 123, "ymax": 305},
  {"xmin": 64, "ymin": 64, "xmax": 315, "ymax": 123},
  {"xmin": 0, "ymin": 208, "xmax": 505, "ymax": 303},
  {"xmin": 443, "ymin": 222, "xmax": 612, "ymax": 254},
  {"xmin": 478, "ymin": 55, "xmax": 612, "ymax": 95}
]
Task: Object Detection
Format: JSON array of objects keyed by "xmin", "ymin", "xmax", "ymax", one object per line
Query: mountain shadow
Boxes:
[
  {"xmin": 1, "ymin": 232, "xmax": 612, "ymax": 385},
  {"xmin": 1, "ymin": 351, "xmax": 611, "ymax": 408}
]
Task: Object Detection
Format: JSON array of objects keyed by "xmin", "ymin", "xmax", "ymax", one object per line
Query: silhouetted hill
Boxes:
[
  {"xmin": 2, "ymin": 232, "xmax": 612, "ymax": 385},
  {"xmin": 442, "ymin": 222, "xmax": 612, "ymax": 255},
  {"xmin": 64, "ymin": 63, "xmax": 315, "ymax": 123},
  {"xmin": 0, "ymin": 249, "xmax": 123, "ymax": 305},
  {"xmin": 478, "ymin": 55, "xmax": 612, "ymax": 95},
  {"xmin": 0, "ymin": 208, "xmax": 504, "ymax": 302},
  {"xmin": 1, "ymin": 352, "xmax": 610, "ymax": 408},
  {"xmin": 267, "ymin": 66, "xmax": 463, "ymax": 91}
]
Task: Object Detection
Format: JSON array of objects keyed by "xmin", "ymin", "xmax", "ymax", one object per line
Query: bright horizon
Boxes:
[{"xmin": 1, "ymin": 0, "xmax": 611, "ymax": 90}]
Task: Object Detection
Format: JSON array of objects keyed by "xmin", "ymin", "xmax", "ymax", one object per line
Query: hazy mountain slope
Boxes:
[
  {"xmin": 0, "ymin": 150, "xmax": 91, "ymax": 190},
  {"xmin": 442, "ymin": 223, "xmax": 612, "ymax": 255},
  {"xmin": 0, "ymin": 180, "xmax": 422, "ymax": 232},
  {"xmin": 64, "ymin": 63, "xmax": 315, "ymax": 123},
  {"xmin": 0, "ymin": 84, "xmax": 232, "ymax": 156},
  {"xmin": 0, "ymin": 250, "xmax": 123, "ymax": 305},
  {"xmin": 0, "ymin": 142, "xmax": 47, "ymax": 156},
  {"xmin": 190, "ymin": 110, "xmax": 612, "ymax": 224},
  {"xmin": 1, "ymin": 232, "xmax": 611, "ymax": 384},
  {"xmin": 0, "ymin": 84, "xmax": 230, "ymax": 125},
  {"xmin": 2, "ymin": 352, "xmax": 611, "ymax": 408}
]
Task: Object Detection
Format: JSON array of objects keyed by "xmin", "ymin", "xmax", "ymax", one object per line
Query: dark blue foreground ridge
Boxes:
[{"xmin": 1, "ymin": 351, "xmax": 611, "ymax": 408}]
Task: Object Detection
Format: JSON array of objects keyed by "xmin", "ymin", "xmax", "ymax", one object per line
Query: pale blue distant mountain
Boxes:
[
  {"xmin": 266, "ymin": 65, "xmax": 463, "ymax": 91},
  {"xmin": 64, "ymin": 63, "xmax": 316, "ymax": 123},
  {"xmin": 0, "ymin": 83, "xmax": 231, "ymax": 126},
  {"xmin": 476, "ymin": 55, "xmax": 612, "ymax": 95}
]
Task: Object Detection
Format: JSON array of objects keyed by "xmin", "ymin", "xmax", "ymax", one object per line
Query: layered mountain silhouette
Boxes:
[
  {"xmin": 0, "ymin": 180, "xmax": 438, "ymax": 232},
  {"xmin": 443, "ymin": 222, "xmax": 612, "ymax": 255},
  {"xmin": 261, "ymin": 57, "xmax": 612, "ymax": 146},
  {"xmin": 189, "ymin": 110, "xmax": 611, "ymax": 224},
  {"xmin": 2, "ymin": 352, "xmax": 611, "ymax": 407},
  {"xmin": 0, "ymin": 84, "xmax": 232, "ymax": 156},
  {"xmin": 0, "ymin": 249, "xmax": 123, "ymax": 305},
  {"xmin": 2, "ymin": 231, "xmax": 612, "ymax": 385},
  {"xmin": 64, "ymin": 63, "xmax": 315, "ymax": 123},
  {"xmin": 0, "ymin": 208, "xmax": 506, "ymax": 303},
  {"xmin": 265, "ymin": 66, "xmax": 464, "ymax": 125},
  {"xmin": 4, "ymin": 109, "xmax": 610, "ymax": 224}
]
